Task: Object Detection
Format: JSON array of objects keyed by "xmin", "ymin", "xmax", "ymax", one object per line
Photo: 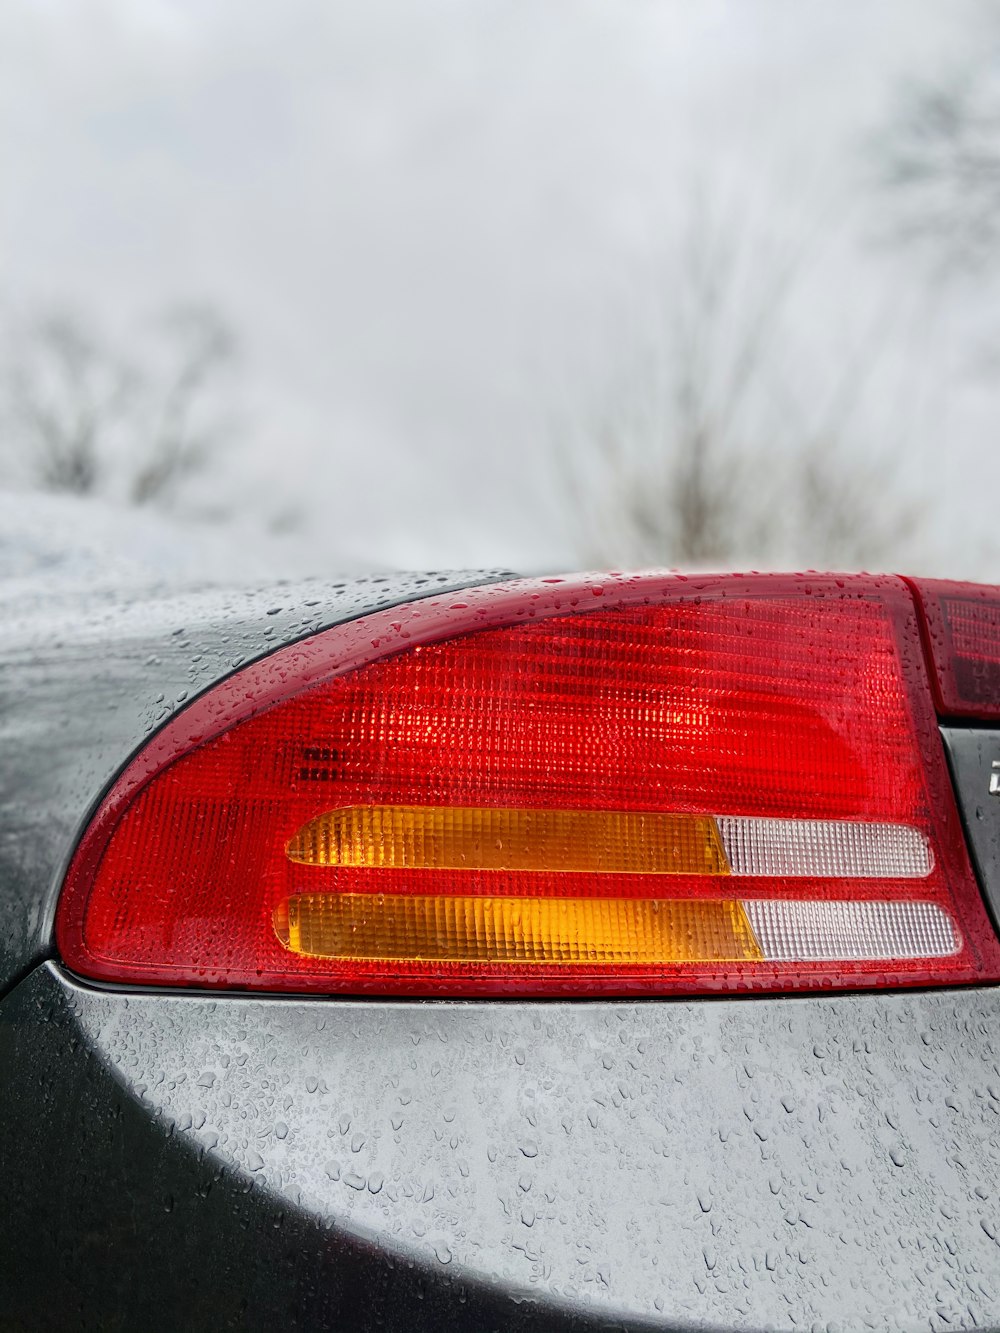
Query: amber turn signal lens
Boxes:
[
  {"xmin": 273, "ymin": 893, "xmax": 763, "ymax": 963},
  {"xmin": 285, "ymin": 805, "xmax": 730, "ymax": 875}
]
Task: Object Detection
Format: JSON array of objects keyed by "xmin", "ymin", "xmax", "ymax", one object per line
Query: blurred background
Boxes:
[{"xmin": 2, "ymin": 0, "xmax": 999, "ymax": 581}]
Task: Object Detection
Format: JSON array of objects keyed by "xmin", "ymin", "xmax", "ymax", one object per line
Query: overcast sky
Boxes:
[{"xmin": 1, "ymin": 0, "xmax": 997, "ymax": 576}]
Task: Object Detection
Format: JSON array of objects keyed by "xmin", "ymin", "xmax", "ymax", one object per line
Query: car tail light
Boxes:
[
  {"xmin": 56, "ymin": 573, "xmax": 1000, "ymax": 996},
  {"xmin": 909, "ymin": 578, "xmax": 1000, "ymax": 720}
]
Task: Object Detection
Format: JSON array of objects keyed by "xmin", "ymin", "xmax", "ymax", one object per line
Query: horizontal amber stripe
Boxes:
[
  {"xmin": 273, "ymin": 894, "xmax": 763, "ymax": 964},
  {"xmin": 285, "ymin": 806, "xmax": 730, "ymax": 876}
]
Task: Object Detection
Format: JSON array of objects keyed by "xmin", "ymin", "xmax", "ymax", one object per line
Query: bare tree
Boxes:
[
  {"xmin": 4, "ymin": 315, "xmax": 135, "ymax": 497},
  {"xmin": 129, "ymin": 305, "xmax": 236, "ymax": 506},
  {"xmin": 1, "ymin": 304, "xmax": 238, "ymax": 511},
  {"xmin": 880, "ymin": 63, "xmax": 1000, "ymax": 273},
  {"xmin": 560, "ymin": 214, "xmax": 919, "ymax": 571}
]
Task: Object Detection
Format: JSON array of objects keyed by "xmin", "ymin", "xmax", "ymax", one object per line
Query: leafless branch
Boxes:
[
  {"xmin": 558, "ymin": 209, "xmax": 922, "ymax": 571},
  {"xmin": 0, "ymin": 304, "xmax": 239, "ymax": 512},
  {"xmin": 129, "ymin": 305, "xmax": 237, "ymax": 505},
  {"xmin": 4, "ymin": 315, "xmax": 135, "ymax": 495},
  {"xmin": 879, "ymin": 64, "xmax": 1000, "ymax": 272}
]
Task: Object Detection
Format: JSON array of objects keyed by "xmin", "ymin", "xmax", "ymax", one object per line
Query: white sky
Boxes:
[{"xmin": 1, "ymin": 0, "xmax": 997, "ymax": 576}]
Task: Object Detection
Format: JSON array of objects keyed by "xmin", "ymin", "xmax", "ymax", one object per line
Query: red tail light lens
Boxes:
[
  {"xmin": 909, "ymin": 578, "xmax": 1000, "ymax": 720},
  {"xmin": 56, "ymin": 574, "xmax": 1000, "ymax": 995}
]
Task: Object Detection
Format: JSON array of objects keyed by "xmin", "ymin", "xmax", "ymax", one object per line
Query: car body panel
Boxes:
[
  {"xmin": 4, "ymin": 960, "xmax": 1000, "ymax": 1331},
  {"xmin": 943, "ymin": 725, "xmax": 1000, "ymax": 932}
]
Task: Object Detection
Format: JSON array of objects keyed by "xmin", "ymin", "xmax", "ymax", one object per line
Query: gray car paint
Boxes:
[{"xmin": 7, "ymin": 960, "xmax": 1000, "ymax": 1330}]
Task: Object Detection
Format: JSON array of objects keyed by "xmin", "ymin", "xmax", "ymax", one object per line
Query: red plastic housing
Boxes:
[
  {"xmin": 56, "ymin": 573, "xmax": 1000, "ymax": 996},
  {"xmin": 909, "ymin": 578, "xmax": 1000, "ymax": 720}
]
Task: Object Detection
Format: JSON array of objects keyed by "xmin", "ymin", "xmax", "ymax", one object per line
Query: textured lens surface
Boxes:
[
  {"xmin": 287, "ymin": 807, "xmax": 729, "ymax": 874},
  {"xmin": 288, "ymin": 807, "xmax": 930, "ymax": 879},
  {"xmin": 742, "ymin": 899, "xmax": 958, "ymax": 960},
  {"xmin": 276, "ymin": 893, "xmax": 958, "ymax": 964},
  {"xmin": 912, "ymin": 580, "xmax": 1000, "ymax": 719},
  {"xmin": 717, "ymin": 818, "xmax": 931, "ymax": 878},
  {"xmin": 276, "ymin": 894, "xmax": 763, "ymax": 963}
]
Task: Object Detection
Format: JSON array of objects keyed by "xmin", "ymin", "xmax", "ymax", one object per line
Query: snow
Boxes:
[{"xmin": 0, "ymin": 490, "xmax": 334, "ymax": 586}]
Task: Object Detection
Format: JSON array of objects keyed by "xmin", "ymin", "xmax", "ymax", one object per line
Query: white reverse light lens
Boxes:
[
  {"xmin": 718, "ymin": 818, "xmax": 931, "ymax": 879},
  {"xmin": 741, "ymin": 899, "xmax": 958, "ymax": 961}
]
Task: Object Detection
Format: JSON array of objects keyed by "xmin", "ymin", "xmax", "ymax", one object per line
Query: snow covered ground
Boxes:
[{"xmin": 0, "ymin": 490, "xmax": 352, "ymax": 586}]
